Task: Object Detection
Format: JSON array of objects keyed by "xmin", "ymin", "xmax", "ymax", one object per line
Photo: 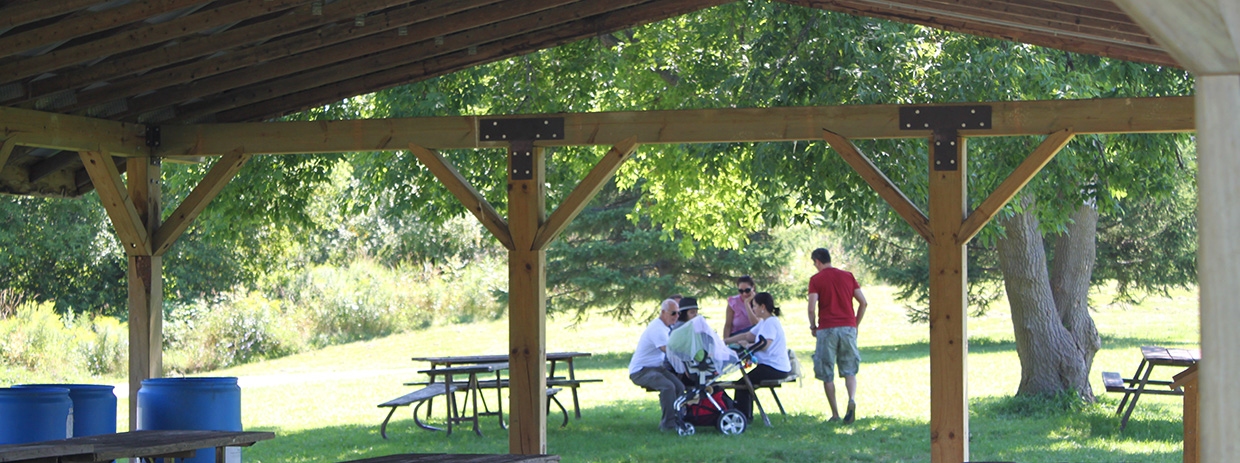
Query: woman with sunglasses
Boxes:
[
  {"xmin": 723, "ymin": 275, "xmax": 759, "ymax": 337},
  {"xmin": 723, "ymin": 292, "xmax": 790, "ymax": 421}
]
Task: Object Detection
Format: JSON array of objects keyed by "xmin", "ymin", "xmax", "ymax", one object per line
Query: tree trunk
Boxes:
[
  {"xmin": 1049, "ymin": 200, "xmax": 1101, "ymax": 401},
  {"xmin": 996, "ymin": 194, "xmax": 1096, "ymax": 399}
]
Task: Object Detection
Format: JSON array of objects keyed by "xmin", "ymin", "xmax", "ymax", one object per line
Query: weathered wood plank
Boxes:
[
  {"xmin": 158, "ymin": 96, "xmax": 1194, "ymax": 157},
  {"xmin": 507, "ymin": 145, "xmax": 547, "ymax": 454},
  {"xmin": 0, "ymin": 0, "xmax": 101, "ymax": 30},
  {"xmin": 0, "ymin": 0, "xmax": 307, "ymax": 84},
  {"xmin": 152, "ymin": 150, "xmax": 252, "ymax": 256},
  {"xmin": 927, "ymin": 133, "xmax": 968, "ymax": 463},
  {"xmin": 957, "ymin": 128, "xmax": 1074, "ymax": 244},
  {"xmin": 0, "ymin": 0, "xmax": 204, "ymax": 58},
  {"xmin": 532, "ymin": 136, "xmax": 638, "ymax": 250},
  {"xmin": 823, "ymin": 129, "xmax": 933, "ymax": 243},
  {"xmin": 78, "ymin": 151, "xmax": 149, "ymax": 255},
  {"xmin": 408, "ymin": 143, "xmax": 514, "ymax": 251},
  {"xmin": 1, "ymin": 106, "xmax": 148, "ymax": 156}
]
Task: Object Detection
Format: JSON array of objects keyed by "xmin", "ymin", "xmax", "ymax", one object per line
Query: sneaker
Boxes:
[{"xmin": 843, "ymin": 400, "xmax": 856, "ymax": 424}]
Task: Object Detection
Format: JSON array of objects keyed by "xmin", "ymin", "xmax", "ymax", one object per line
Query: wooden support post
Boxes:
[
  {"xmin": 125, "ymin": 156, "xmax": 162, "ymax": 430},
  {"xmin": 928, "ymin": 130, "xmax": 968, "ymax": 463},
  {"xmin": 1197, "ymin": 75, "xmax": 1240, "ymax": 463},
  {"xmin": 508, "ymin": 140, "xmax": 547, "ymax": 454}
]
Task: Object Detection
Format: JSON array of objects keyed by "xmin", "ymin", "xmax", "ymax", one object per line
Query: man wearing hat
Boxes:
[{"xmin": 628, "ymin": 297, "xmax": 685, "ymax": 431}]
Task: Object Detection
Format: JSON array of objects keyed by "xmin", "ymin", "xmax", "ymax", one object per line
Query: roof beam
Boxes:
[
  {"xmin": 879, "ymin": 0, "xmax": 1155, "ymax": 45},
  {"xmin": 1115, "ymin": 0, "xmax": 1240, "ymax": 74},
  {"xmin": 533, "ymin": 136, "xmax": 639, "ymax": 250},
  {"xmin": 137, "ymin": 0, "xmax": 622, "ymax": 122},
  {"xmin": 0, "ymin": 0, "xmax": 205, "ymax": 57},
  {"xmin": 0, "ymin": 106, "xmax": 148, "ymax": 156},
  {"xmin": 208, "ymin": 0, "xmax": 732, "ymax": 122},
  {"xmin": 157, "ymin": 96, "xmax": 1193, "ymax": 157},
  {"xmin": 17, "ymin": 0, "xmax": 432, "ymax": 108},
  {"xmin": 1, "ymin": 0, "xmax": 100, "ymax": 30},
  {"xmin": 79, "ymin": 151, "xmax": 150, "ymax": 255},
  {"xmin": 783, "ymin": 0, "xmax": 1179, "ymax": 67},
  {"xmin": 957, "ymin": 128, "xmax": 1075, "ymax": 244},
  {"xmin": 0, "ymin": 0, "xmax": 307, "ymax": 85}
]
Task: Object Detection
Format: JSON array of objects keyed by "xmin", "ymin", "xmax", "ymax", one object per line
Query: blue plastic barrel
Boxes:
[
  {"xmin": 0, "ymin": 386, "xmax": 72, "ymax": 444},
  {"xmin": 137, "ymin": 377, "xmax": 242, "ymax": 463},
  {"xmin": 16, "ymin": 384, "xmax": 116, "ymax": 437}
]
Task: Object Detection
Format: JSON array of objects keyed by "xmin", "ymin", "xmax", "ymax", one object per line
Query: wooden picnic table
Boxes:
[
  {"xmin": 0, "ymin": 430, "xmax": 274, "ymax": 463},
  {"xmin": 414, "ymin": 362, "xmax": 508, "ymax": 437},
  {"xmin": 1115, "ymin": 346, "xmax": 1201, "ymax": 430},
  {"xmin": 410, "ymin": 352, "xmax": 598, "ymax": 419}
]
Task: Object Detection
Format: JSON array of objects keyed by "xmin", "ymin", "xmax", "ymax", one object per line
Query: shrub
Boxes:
[
  {"xmin": 165, "ymin": 292, "xmax": 302, "ymax": 373},
  {"xmin": 79, "ymin": 315, "xmax": 128, "ymax": 376}
]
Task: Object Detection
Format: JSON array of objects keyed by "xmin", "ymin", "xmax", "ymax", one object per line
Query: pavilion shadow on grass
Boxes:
[{"xmin": 1, "ymin": 1, "xmax": 1236, "ymax": 462}]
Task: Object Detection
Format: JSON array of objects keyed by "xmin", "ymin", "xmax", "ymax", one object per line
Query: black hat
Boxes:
[{"xmin": 677, "ymin": 297, "xmax": 698, "ymax": 312}]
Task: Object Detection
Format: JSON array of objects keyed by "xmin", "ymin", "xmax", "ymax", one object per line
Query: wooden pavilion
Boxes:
[{"xmin": 1, "ymin": 1, "xmax": 1235, "ymax": 462}]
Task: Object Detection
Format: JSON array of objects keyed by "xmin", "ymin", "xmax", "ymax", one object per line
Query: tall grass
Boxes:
[{"xmin": 0, "ymin": 300, "xmax": 128, "ymax": 384}]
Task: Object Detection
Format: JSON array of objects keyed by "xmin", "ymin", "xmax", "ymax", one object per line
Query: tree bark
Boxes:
[
  {"xmin": 996, "ymin": 194, "xmax": 1096, "ymax": 399},
  {"xmin": 1049, "ymin": 200, "xmax": 1101, "ymax": 401}
]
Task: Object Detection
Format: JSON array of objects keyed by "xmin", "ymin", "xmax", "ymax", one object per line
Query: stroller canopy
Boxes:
[{"xmin": 667, "ymin": 316, "xmax": 739, "ymax": 373}]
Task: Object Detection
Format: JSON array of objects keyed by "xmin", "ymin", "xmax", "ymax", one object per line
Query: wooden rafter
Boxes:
[
  {"xmin": 151, "ymin": 149, "xmax": 252, "ymax": 256},
  {"xmin": 0, "ymin": 0, "xmax": 307, "ymax": 85},
  {"xmin": 0, "ymin": 0, "xmax": 205, "ymax": 58},
  {"xmin": 162, "ymin": 0, "xmax": 653, "ymax": 123},
  {"xmin": 533, "ymin": 136, "xmax": 639, "ymax": 250},
  {"xmin": 408, "ymin": 143, "xmax": 516, "ymax": 251},
  {"xmin": 957, "ymin": 128, "xmax": 1075, "ymax": 244},
  {"xmin": 1115, "ymin": 0, "xmax": 1240, "ymax": 73},
  {"xmin": 0, "ymin": 106, "xmax": 148, "ymax": 156},
  {"xmin": 156, "ymin": 96, "xmax": 1193, "ymax": 157},
  {"xmin": 18, "ymin": 0, "xmax": 449, "ymax": 109},
  {"xmin": 1, "ymin": 0, "xmax": 101, "ymax": 30},
  {"xmin": 823, "ymin": 129, "xmax": 934, "ymax": 242},
  {"xmin": 782, "ymin": 0, "xmax": 1179, "ymax": 67},
  {"xmin": 78, "ymin": 151, "xmax": 149, "ymax": 255}
]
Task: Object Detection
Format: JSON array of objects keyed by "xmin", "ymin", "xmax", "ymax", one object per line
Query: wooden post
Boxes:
[
  {"xmin": 928, "ymin": 130, "xmax": 968, "ymax": 463},
  {"xmin": 126, "ymin": 156, "xmax": 162, "ymax": 430},
  {"xmin": 1196, "ymin": 75, "xmax": 1239, "ymax": 463},
  {"xmin": 507, "ymin": 141, "xmax": 547, "ymax": 454}
]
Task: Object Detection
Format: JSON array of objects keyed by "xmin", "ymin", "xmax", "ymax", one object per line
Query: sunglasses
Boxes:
[{"xmin": 737, "ymin": 288, "xmax": 753, "ymax": 294}]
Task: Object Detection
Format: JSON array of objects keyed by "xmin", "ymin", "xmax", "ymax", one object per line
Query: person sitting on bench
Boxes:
[
  {"xmin": 724, "ymin": 292, "xmax": 789, "ymax": 421},
  {"xmin": 628, "ymin": 297, "xmax": 685, "ymax": 432}
]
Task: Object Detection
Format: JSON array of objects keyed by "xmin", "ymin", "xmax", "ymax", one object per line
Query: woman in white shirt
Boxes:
[{"xmin": 724, "ymin": 292, "xmax": 790, "ymax": 420}]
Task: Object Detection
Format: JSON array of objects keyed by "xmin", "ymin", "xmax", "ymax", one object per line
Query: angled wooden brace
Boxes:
[
  {"xmin": 957, "ymin": 129, "xmax": 1075, "ymax": 244},
  {"xmin": 152, "ymin": 149, "xmax": 253, "ymax": 256},
  {"xmin": 823, "ymin": 129, "xmax": 934, "ymax": 244},
  {"xmin": 408, "ymin": 143, "xmax": 515, "ymax": 251},
  {"xmin": 0, "ymin": 136, "xmax": 24, "ymax": 171},
  {"xmin": 79, "ymin": 151, "xmax": 150, "ymax": 255},
  {"xmin": 532, "ymin": 136, "xmax": 639, "ymax": 251}
]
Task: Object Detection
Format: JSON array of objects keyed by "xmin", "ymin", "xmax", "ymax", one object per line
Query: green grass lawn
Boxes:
[{"xmin": 125, "ymin": 285, "xmax": 1198, "ymax": 462}]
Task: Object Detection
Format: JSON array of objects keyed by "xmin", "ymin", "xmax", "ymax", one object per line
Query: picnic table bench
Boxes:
[
  {"xmin": 409, "ymin": 352, "xmax": 598, "ymax": 419},
  {"xmin": 1100, "ymin": 345, "xmax": 1200, "ymax": 430}
]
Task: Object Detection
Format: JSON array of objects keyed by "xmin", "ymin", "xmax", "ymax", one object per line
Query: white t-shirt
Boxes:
[
  {"xmin": 750, "ymin": 316, "xmax": 790, "ymax": 372},
  {"xmin": 628, "ymin": 318, "xmax": 672, "ymax": 375}
]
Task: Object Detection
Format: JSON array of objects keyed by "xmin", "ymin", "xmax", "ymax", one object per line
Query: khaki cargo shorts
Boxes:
[{"xmin": 813, "ymin": 326, "xmax": 860, "ymax": 382}]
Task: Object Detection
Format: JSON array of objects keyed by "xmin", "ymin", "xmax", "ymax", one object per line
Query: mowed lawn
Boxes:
[{"xmin": 121, "ymin": 285, "xmax": 1198, "ymax": 462}]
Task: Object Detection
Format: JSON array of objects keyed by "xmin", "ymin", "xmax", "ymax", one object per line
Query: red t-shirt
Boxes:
[{"xmin": 808, "ymin": 267, "xmax": 860, "ymax": 328}]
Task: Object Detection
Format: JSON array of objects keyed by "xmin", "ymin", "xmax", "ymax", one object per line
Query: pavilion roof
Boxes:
[{"xmin": 0, "ymin": 0, "xmax": 1176, "ymax": 197}]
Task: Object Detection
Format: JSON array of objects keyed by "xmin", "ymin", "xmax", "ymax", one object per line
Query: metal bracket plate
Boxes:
[
  {"xmin": 479, "ymin": 117, "xmax": 565, "ymax": 142},
  {"xmin": 899, "ymin": 105, "xmax": 991, "ymax": 131},
  {"xmin": 932, "ymin": 129, "xmax": 960, "ymax": 171},
  {"xmin": 509, "ymin": 140, "xmax": 534, "ymax": 180},
  {"xmin": 145, "ymin": 125, "xmax": 161, "ymax": 148}
]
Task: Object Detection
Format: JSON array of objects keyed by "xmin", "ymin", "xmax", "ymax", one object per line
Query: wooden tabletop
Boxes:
[
  {"xmin": 410, "ymin": 352, "xmax": 591, "ymax": 364},
  {"xmin": 337, "ymin": 453, "xmax": 559, "ymax": 463},
  {"xmin": 1141, "ymin": 346, "xmax": 1201, "ymax": 366},
  {"xmin": 0, "ymin": 430, "xmax": 274, "ymax": 463},
  {"xmin": 418, "ymin": 362, "xmax": 509, "ymax": 376}
]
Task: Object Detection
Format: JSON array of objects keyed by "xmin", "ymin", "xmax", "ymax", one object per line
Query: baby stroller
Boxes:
[{"xmin": 665, "ymin": 316, "xmax": 755, "ymax": 436}]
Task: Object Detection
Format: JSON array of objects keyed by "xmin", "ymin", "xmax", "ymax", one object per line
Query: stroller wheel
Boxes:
[
  {"xmin": 677, "ymin": 422, "xmax": 695, "ymax": 436},
  {"xmin": 717, "ymin": 410, "xmax": 747, "ymax": 435}
]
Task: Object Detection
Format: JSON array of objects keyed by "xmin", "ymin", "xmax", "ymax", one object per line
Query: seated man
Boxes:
[{"xmin": 628, "ymin": 297, "xmax": 685, "ymax": 431}]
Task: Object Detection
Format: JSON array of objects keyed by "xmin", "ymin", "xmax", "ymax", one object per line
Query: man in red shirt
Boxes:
[{"xmin": 807, "ymin": 247, "xmax": 868, "ymax": 424}]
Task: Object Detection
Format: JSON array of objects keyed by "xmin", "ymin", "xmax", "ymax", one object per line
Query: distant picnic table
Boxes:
[
  {"xmin": 410, "ymin": 352, "xmax": 600, "ymax": 419},
  {"xmin": 1102, "ymin": 345, "xmax": 1201, "ymax": 430}
]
